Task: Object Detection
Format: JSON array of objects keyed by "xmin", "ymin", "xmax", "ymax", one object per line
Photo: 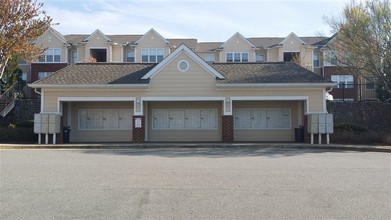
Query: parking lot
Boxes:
[{"xmin": 1, "ymin": 147, "xmax": 390, "ymax": 219}]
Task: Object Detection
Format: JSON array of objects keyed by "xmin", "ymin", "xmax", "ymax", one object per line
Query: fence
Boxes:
[{"xmin": 330, "ymin": 83, "xmax": 377, "ymax": 101}]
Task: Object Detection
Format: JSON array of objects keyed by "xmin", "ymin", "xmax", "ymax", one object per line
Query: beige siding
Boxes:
[
  {"xmin": 220, "ymin": 35, "xmax": 255, "ymax": 62},
  {"xmin": 111, "ymin": 46, "xmax": 123, "ymax": 62},
  {"xmin": 233, "ymin": 101, "xmax": 299, "ymax": 141},
  {"xmin": 282, "ymin": 35, "xmax": 303, "ymax": 52},
  {"xmin": 267, "ymin": 48, "xmax": 280, "ymax": 62},
  {"xmin": 34, "ymin": 31, "xmax": 68, "ymax": 63},
  {"xmin": 135, "ymin": 31, "xmax": 170, "ymax": 62},
  {"xmin": 43, "ymin": 87, "xmax": 324, "ymax": 114},
  {"xmin": 147, "ymin": 101, "xmax": 222, "ymax": 142},
  {"xmin": 147, "ymin": 53, "xmax": 217, "ymax": 96},
  {"xmin": 69, "ymin": 102, "xmax": 133, "ymax": 142},
  {"xmin": 84, "ymin": 33, "xmax": 110, "ymax": 61},
  {"xmin": 77, "ymin": 45, "xmax": 85, "ymax": 62}
]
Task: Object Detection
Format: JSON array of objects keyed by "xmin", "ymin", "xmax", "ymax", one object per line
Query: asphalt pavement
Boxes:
[{"xmin": 0, "ymin": 148, "xmax": 390, "ymax": 219}]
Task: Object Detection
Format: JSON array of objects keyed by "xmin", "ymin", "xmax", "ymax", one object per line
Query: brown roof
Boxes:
[
  {"xmin": 167, "ymin": 39, "xmax": 198, "ymax": 49},
  {"xmin": 196, "ymin": 42, "xmax": 223, "ymax": 53},
  {"xmin": 34, "ymin": 63, "xmax": 156, "ymax": 85},
  {"xmin": 33, "ymin": 62, "xmax": 331, "ymax": 86},
  {"xmin": 213, "ymin": 62, "xmax": 332, "ymax": 84}
]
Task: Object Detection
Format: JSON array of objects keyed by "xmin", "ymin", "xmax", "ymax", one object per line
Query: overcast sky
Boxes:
[{"xmin": 41, "ymin": 0, "xmax": 353, "ymax": 42}]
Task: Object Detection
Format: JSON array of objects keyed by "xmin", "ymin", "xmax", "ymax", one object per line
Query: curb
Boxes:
[{"xmin": 0, "ymin": 143, "xmax": 390, "ymax": 153}]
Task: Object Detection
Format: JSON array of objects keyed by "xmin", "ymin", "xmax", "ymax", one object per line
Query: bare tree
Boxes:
[
  {"xmin": 325, "ymin": 0, "xmax": 391, "ymax": 98},
  {"xmin": 0, "ymin": 0, "xmax": 52, "ymax": 81}
]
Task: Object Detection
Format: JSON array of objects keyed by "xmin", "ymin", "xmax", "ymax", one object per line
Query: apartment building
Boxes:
[{"xmin": 25, "ymin": 28, "xmax": 339, "ymax": 143}]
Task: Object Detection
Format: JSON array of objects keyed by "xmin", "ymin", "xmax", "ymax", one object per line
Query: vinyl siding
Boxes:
[
  {"xmin": 220, "ymin": 35, "xmax": 255, "ymax": 62},
  {"xmin": 33, "ymin": 31, "xmax": 68, "ymax": 63},
  {"xmin": 111, "ymin": 46, "xmax": 122, "ymax": 62},
  {"xmin": 135, "ymin": 31, "xmax": 170, "ymax": 62}
]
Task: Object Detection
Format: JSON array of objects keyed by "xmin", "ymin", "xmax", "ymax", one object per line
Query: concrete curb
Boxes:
[{"xmin": 0, "ymin": 143, "xmax": 390, "ymax": 153}]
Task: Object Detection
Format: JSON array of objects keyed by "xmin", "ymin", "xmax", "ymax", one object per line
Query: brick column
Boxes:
[
  {"xmin": 222, "ymin": 115, "xmax": 234, "ymax": 143},
  {"xmin": 132, "ymin": 116, "xmax": 145, "ymax": 143}
]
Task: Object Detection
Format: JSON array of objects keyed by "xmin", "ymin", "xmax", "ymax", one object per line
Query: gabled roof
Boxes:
[
  {"xmin": 134, "ymin": 28, "xmax": 170, "ymax": 45},
  {"xmin": 31, "ymin": 63, "xmax": 155, "ymax": 86},
  {"xmin": 34, "ymin": 27, "xmax": 68, "ymax": 45},
  {"xmin": 29, "ymin": 61, "xmax": 333, "ymax": 88},
  {"xmin": 213, "ymin": 62, "xmax": 332, "ymax": 84},
  {"xmin": 83, "ymin": 29, "xmax": 111, "ymax": 42},
  {"xmin": 141, "ymin": 44, "xmax": 225, "ymax": 80},
  {"xmin": 279, "ymin": 32, "xmax": 306, "ymax": 46},
  {"xmin": 220, "ymin": 32, "xmax": 256, "ymax": 49}
]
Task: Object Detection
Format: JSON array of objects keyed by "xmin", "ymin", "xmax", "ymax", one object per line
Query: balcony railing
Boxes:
[
  {"xmin": 330, "ymin": 83, "xmax": 377, "ymax": 101},
  {"xmin": 0, "ymin": 82, "xmax": 20, "ymax": 117}
]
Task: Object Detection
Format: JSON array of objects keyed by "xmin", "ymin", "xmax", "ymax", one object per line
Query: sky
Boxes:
[{"xmin": 40, "ymin": 0, "xmax": 353, "ymax": 42}]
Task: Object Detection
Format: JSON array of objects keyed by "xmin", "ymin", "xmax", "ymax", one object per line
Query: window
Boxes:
[
  {"xmin": 90, "ymin": 49, "xmax": 107, "ymax": 62},
  {"xmin": 234, "ymin": 108, "xmax": 291, "ymax": 129},
  {"xmin": 141, "ymin": 48, "xmax": 164, "ymax": 63},
  {"xmin": 177, "ymin": 60, "xmax": 189, "ymax": 72},
  {"xmin": 226, "ymin": 52, "xmax": 249, "ymax": 62},
  {"xmin": 72, "ymin": 51, "xmax": 78, "ymax": 64},
  {"xmin": 126, "ymin": 50, "xmax": 135, "ymax": 62},
  {"xmin": 283, "ymin": 52, "xmax": 300, "ymax": 62},
  {"xmin": 313, "ymin": 51, "xmax": 319, "ymax": 67},
  {"xmin": 38, "ymin": 72, "xmax": 53, "ymax": 80},
  {"xmin": 205, "ymin": 54, "xmax": 215, "ymax": 62},
  {"xmin": 256, "ymin": 53, "xmax": 265, "ymax": 62},
  {"xmin": 79, "ymin": 109, "xmax": 132, "ymax": 130},
  {"xmin": 365, "ymin": 78, "xmax": 375, "ymax": 90},
  {"xmin": 19, "ymin": 59, "xmax": 27, "ymax": 64},
  {"xmin": 331, "ymin": 75, "xmax": 354, "ymax": 88},
  {"xmin": 330, "ymin": 50, "xmax": 337, "ymax": 65},
  {"xmin": 152, "ymin": 109, "xmax": 217, "ymax": 130},
  {"xmin": 39, "ymin": 48, "xmax": 61, "ymax": 63}
]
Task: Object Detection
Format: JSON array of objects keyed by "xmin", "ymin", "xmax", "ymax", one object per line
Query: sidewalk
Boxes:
[{"xmin": 0, "ymin": 142, "xmax": 390, "ymax": 153}]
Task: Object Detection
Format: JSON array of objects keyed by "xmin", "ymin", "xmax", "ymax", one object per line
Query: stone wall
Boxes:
[
  {"xmin": 1, "ymin": 99, "xmax": 40, "ymax": 126},
  {"xmin": 327, "ymin": 101, "xmax": 391, "ymax": 132}
]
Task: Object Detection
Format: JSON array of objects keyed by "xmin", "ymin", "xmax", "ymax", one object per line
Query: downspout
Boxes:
[{"xmin": 34, "ymin": 88, "xmax": 41, "ymax": 95}]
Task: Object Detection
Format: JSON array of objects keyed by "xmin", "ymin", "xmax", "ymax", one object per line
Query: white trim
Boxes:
[
  {"xmin": 279, "ymin": 32, "xmax": 306, "ymax": 45},
  {"xmin": 225, "ymin": 52, "xmax": 249, "ymax": 62},
  {"xmin": 140, "ymin": 96, "xmax": 226, "ymax": 116},
  {"xmin": 216, "ymin": 83, "xmax": 336, "ymax": 88},
  {"xmin": 220, "ymin": 32, "xmax": 256, "ymax": 49},
  {"xmin": 84, "ymin": 29, "xmax": 111, "ymax": 42},
  {"xmin": 57, "ymin": 97, "xmax": 136, "ymax": 114},
  {"xmin": 40, "ymin": 90, "xmax": 45, "ymax": 112},
  {"xmin": 135, "ymin": 28, "xmax": 170, "ymax": 45},
  {"xmin": 141, "ymin": 44, "xmax": 225, "ymax": 80},
  {"xmin": 231, "ymin": 96, "xmax": 311, "ymax": 114},
  {"xmin": 177, "ymin": 60, "xmax": 190, "ymax": 72},
  {"xmin": 28, "ymin": 84, "xmax": 150, "ymax": 89}
]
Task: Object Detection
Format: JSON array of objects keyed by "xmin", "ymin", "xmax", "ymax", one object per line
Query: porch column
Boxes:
[
  {"xmin": 132, "ymin": 115, "xmax": 145, "ymax": 143},
  {"xmin": 222, "ymin": 115, "xmax": 234, "ymax": 143}
]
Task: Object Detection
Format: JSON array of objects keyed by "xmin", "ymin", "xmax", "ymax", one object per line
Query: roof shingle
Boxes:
[{"xmin": 34, "ymin": 63, "xmax": 156, "ymax": 85}]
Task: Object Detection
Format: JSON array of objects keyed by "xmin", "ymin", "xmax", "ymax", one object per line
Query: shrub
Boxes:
[{"xmin": 0, "ymin": 126, "xmax": 35, "ymax": 143}]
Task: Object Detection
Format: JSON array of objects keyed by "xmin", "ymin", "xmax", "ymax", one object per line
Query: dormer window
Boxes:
[
  {"xmin": 142, "ymin": 48, "xmax": 164, "ymax": 63},
  {"xmin": 39, "ymin": 48, "xmax": 61, "ymax": 63},
  {"xmin": 90, "ymin": 49, "xmax": 107, "ymax": 62},
  {"xmin": 226, "ymin": 52, "xmax": 248, "ymax": 62}
]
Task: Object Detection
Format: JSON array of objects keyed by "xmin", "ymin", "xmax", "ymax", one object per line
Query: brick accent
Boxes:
[
  {"xmin": 30, "ymin": 63, "xmax": 68, "ymax": 98},
  {"xmin": 132, "ymin": 116, "xmax": 145, "ymax": 143},
  {"xmin": 222, "ymin": 115, "xmax": 234, "ymax": 142}
]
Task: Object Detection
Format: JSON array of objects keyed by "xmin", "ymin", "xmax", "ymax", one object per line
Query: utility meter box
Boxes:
[
  {"xmin": 34, "ymin": 113, "xmax": 61, "ymax": 134},
  {"xmin": 34, "ymin": 114, "xmax": 42, "ymax": 134},
  {"xmin": 307, "ymin": 113, "xmax": 334, "ymax": 134}
]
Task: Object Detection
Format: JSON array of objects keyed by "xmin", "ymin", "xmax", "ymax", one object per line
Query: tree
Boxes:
[
  {"xmin": 325, "ymin": 0, "xmax": 391, "ymax": 100},
  {"xmin": 0, "ymin": 0, "xmax": 52, "ymax": 81}
]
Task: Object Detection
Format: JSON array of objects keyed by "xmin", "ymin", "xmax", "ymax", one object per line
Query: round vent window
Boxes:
[{"xmin": 178, "ymin": 60, "xmax": 189, "ymax": 72}]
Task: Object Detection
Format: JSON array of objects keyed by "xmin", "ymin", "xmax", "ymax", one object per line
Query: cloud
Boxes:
[{"xmin": 42, "ymin": 0, "xmax": 350, "ymax": 41}]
